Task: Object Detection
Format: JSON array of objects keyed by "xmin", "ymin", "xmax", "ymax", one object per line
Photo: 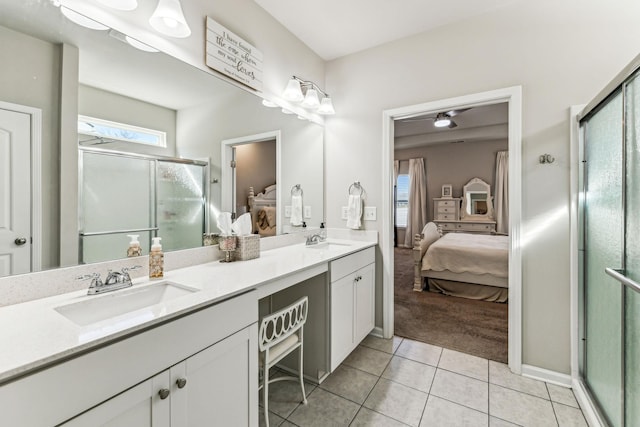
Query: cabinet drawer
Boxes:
[
  {"xmin": 438, "ymin": 200, "xmax": 456, "ymax": 207},
  {"xmin": 331, "ymin": 247, "xmax": 375, "ymax": 282},
  {"xmin": 437, "ymin": 206, "xmax": 456, "ymax": 214},
  {"xmin": 456, "ymin": 222, "xmax": 495, "ymax": 232},
  {"xmin": 436, "ymin": 214, "xmax": 456, "ymax": 221},
  {"xmin": 438, "ymin": 222, "xmax": 455, "ymax": 230}
]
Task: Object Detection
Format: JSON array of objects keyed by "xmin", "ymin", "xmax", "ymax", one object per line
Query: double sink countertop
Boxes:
[{"xmin": 0, "ymin": 238, "xmax": 376, "ymax": 385}]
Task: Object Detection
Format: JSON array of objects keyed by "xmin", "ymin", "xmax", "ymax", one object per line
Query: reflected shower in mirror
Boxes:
[{"xmin": 0, "ymin": 0, "xmax": 324, "ymax": 278}]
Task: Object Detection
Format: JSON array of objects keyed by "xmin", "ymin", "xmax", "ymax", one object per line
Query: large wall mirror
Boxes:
[{"xmin": 0, "ymin": 0, "xmax": 324, "ymax": 278}]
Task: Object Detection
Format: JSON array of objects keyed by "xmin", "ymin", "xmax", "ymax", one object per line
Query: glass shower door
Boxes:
[{"xmin": 583, "ymin": 91, "xmax": 624, "ymax": 427}]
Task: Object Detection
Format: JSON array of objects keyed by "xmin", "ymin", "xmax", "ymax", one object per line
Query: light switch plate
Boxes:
[
  {"xmin": 285, "ymin": 206, "xmax": 291, "ymax": 217},
  {"xmin": 364, "ymin": 206, "xmax": 377, "ymax": 221},
  {"xmin": 304, "ymin": 205, "xmax": 311, "ymax": 219},
  {"xmin": 341, "ymin": 207, "xmax": 348, "ymax": 220}
]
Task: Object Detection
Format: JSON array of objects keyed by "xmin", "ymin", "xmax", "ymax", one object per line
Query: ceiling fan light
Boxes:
[
  {"xmin": 149, "ymin": 0, "xmax": 192, "ymax": 38},
  {"xmin": 301, "ymin": 88, "xmax": 320, "ymax": 109},
  {"xmin": 60, "ymin": 6, "xmax": 109, "ymax": 30},
  {"xmin": 434, "ymin": 113, "xmax": 451, "ymax": 128},
  {"xmin": 317, "ymin": 97, "xmax": 335, "ymax": 115},
  {"xmin": 282, "ymin": 78, "xmax": 304, "ymax": 102},
  {"xmin": 96, "ymin": 0, "xmax": 138, "ymax": 11}
]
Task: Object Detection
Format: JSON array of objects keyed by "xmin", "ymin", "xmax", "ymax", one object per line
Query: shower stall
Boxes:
[
  {"xmin": 578, "ymin": 56, "xmax": 640, "ymax": 426},
  {"xmin": 79, "ymin": 147, "xmax": 208, "ymax": 264}
]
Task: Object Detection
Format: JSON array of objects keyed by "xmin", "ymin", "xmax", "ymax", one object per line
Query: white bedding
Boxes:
[{"xmin": 421, "ymin": 233, "xmax": 508, "ymax": 278}]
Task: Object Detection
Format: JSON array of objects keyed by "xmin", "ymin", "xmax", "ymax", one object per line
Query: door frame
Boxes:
[
  {"xmin": 0, "ymin": 100, "xmax": 42, "ymax": 272},
  {"xmin": 381, "ymin": 86, "xmax": 523, "ymax": 373},
  {"xmin": 221, "ymin": 130, "xmax": 281, "ymax": 234}
]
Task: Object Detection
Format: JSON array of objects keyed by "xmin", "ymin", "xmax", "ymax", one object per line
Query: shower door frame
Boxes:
[{"xmin": 78, "ymin": 146, "xmax": 209, "ymax": 263}]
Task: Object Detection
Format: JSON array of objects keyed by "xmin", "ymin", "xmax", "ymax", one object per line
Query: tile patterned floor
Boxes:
[{"xmin": 259, "ymin": 336, "xmax": 588, "ymax": 427}]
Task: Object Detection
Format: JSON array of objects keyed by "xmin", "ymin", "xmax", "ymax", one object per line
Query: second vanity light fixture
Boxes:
[{"xmin": 282, "ymin": 76, "xmax": 335, "ymax": 115}]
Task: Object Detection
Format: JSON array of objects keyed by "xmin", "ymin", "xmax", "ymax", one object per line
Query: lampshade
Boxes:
[
  {"xmin": 301, "ymin": 89, "xmax": 320, "ymax": 109},
  {"xmin": 96, "ymin": 0, "xmax": 138, "ymax": 11},
  {"xmin": 317, "ymin": 97, "xmax": 336, "ymax": 115},
  {"xmin": 60, "ymin": 6, "xmax": 109, "ymax": 30},
  {"xmin": 282, "ymin": 78, "xmax": 304, "ymax": 102},
  {"xmin": 149, "ymin": 0, "xmax": 191, "ymax": 38},
  {"xmin": 434, "ymin": 114, "xmax": 451, "ymax": 128}
]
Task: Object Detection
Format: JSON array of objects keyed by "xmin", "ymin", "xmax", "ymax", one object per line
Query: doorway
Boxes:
[
  {"xmin": 0, "ymin": 101, "xmax": 41, "ymax": 277},
  {"xmin": 381, "ymin": 86, "xmax": 523, "ymax": 373}
]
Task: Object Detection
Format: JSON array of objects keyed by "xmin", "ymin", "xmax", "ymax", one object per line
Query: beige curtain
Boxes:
[
  {"xmin": 495, "ymin": 151, "xmax": 509, "ymax": 234},
  {"xmin": 404, "ymin": 158, "xmax": 427, "ymax": 247}
]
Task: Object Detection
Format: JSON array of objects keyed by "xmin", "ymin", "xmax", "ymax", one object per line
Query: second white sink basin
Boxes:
[
  {"xmin": 305, "ymin": 241, "xmax": 351, "ymax": 250},
  {"xmin": 55, "ymin": 281, "xmax": 199, "ymax": 326}
]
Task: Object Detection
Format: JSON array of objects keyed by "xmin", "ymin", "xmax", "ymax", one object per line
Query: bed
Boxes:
[
  {"xmin": 248, "ymin": 184, "xmax": 276, "ymax": 237},
  {"xmin": 413, "ymin": 222, "xmax": 509, "ymax": 302}
]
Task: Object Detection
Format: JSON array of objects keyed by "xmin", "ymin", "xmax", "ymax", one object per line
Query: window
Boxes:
[
  {"xmin": 395, "ymin": 174, "xmax": 409, "ymax": 227},
  {"xmin": 78, "ymin": 115, "xmax": 167, "ymax": 147}
]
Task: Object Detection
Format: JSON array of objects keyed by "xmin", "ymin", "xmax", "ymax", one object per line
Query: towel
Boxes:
[
  {"xmin": 346, "ymin": 194, "xmax": 362, "ymax": 229},
  {"xmin": 290, "ymin": 194, "xmax": 303, "ymax": 226}
]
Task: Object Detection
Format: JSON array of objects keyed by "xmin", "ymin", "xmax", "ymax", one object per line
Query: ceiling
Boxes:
[{"xmin": 253, "ymin": 0, "xmax": 518, "ymax": 61}]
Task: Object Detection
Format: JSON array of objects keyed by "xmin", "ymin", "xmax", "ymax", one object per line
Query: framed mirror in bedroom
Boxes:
[{"xmin": 461, "ymin": 177, "xmax": 494, "ymax": 221}]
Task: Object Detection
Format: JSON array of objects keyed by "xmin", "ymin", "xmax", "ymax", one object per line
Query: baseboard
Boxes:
[
  {"xmin": 369, "ymin": 327, "xmax": 384, "ymax": 338},
  {"xmin": 521, "ymin": 364, "xmax": 572, "ymax": 387},
  {"xmin": 572, "ymin": 378, "xmax": 606, "ymax": 427}
]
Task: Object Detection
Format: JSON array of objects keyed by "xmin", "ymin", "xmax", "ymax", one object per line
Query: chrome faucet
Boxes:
[
  {"xmin": 85, "ymin": 267, "xmax": 134, "ymax": 295},
  {"xmin": 305, "ymin": 233, "xmax": 326, "ymax": 246}
]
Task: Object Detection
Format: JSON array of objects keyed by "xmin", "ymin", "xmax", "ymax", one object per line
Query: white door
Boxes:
[{"xmin": 0, "ymin": 108, "xmax": 31, "ymax": 277}]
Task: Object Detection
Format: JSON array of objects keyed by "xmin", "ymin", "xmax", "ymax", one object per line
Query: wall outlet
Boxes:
[
  {"xmin": 304, "ymin": 205, "xmax": 311, "ymax": 219},
  {"xmin": 364, "ymin": 206, "xmax": 377, "ymax": 221},
  {"xmin": 285, "ymin": 206, "xmax": 291, "ymax": 217}
]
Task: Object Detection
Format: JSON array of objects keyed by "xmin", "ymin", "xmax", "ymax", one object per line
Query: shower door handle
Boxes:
[{"xmin": 605, "ymin": 268, "xmax": 640, "ymax": 294}]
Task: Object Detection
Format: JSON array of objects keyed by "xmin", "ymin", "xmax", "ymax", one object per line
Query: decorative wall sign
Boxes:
[{"xmin": 206, "ymin": 17, "xmax": 263, "ymax": 91}]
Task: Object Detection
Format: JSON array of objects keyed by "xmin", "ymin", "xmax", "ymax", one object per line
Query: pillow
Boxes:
[{"xmin": 419, "ymin": 222, "xmax": 441, "ymax": 255}]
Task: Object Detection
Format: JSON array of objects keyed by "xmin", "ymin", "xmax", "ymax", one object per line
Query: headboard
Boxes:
[{"xmin": 248, "ymin": 184, "xmax": 276, "ymax": 236}]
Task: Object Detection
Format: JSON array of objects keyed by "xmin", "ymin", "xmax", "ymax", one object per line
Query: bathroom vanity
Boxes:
[{"xmin": 0, "ymin": 234, "xmax": 377, "ymax": 426}]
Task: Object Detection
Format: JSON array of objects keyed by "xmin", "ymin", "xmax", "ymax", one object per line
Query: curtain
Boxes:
[
  {"xmin": 494, "ymin": 151, "xmax": 509, "ymax": 234},
  {"xmin": 404, "ymin": 158, "xmax": 428, "ymax": 247}
]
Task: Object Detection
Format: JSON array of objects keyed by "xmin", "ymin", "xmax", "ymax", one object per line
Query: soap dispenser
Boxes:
[
  {"xmin": 127, "ymin": 234, "xmax": 142, "ymax": 257},
  {"xmin": 149, "ymin": 237, "xmax": 164, "ymax": 279}
]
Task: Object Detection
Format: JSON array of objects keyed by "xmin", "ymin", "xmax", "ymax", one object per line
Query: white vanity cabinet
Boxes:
[
  {"xmin": 330, "ymin": 247, "xmax": 375, "ymax": 371},
  {"xmin": 62, "ymin": 324, "xmax": 257, "ymax": 427},
  {"xmin": 1, "ymin": 290, "xmax": 258, "ymax": 427}
]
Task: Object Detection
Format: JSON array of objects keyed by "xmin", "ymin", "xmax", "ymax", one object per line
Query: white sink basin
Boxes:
[
  {"xmin": 55, "ymin": 281, "xmax": 199, "ymax": 326},
  {"xmin": 305, "ymin": 241, "xmax": 352, "ymax": 250}
]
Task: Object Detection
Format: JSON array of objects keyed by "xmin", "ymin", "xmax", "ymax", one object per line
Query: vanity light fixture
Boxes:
[
  {"xmin": 59, "ymin": 6, "xmax": 109, "ymax": 30},
  {"xmin": 282, "ymin": 76, "xmax": 335, "ymax": 115},
  {"xmin": 281, "ymin": 108, "xmax": 295, "ymax": 115},
  {"xmin": 108, "ymin": 29, "xmax": 158, "ymax": 52},
  {"xmin": 261, "ymin": 99, "xmax": 278, "ymax": 108},
  {"xmin": 149, "ymin": 0, "xmax": 192, "ymax": 38},
  {"xmin": 96, "ymin": 0, "xmax": 138, "ymax": 11}
]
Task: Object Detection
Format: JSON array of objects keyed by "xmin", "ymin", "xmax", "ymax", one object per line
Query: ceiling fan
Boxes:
[{"xmin": 400, "ymin": 108, "xmax": 471, "ymax": 129}]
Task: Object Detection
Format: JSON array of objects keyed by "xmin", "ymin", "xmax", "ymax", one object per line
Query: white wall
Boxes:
[{"xmin": 324, "ymin": 0, "xmax": 640, "ymax": 373}]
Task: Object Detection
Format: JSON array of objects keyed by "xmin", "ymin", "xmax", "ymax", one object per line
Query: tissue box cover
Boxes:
[{"xmin": 234, "ymin": 235, "xmax": 260, "ymax": 260}]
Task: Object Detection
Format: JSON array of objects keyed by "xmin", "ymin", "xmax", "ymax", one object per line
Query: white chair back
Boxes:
[{"xmin": 259, "ymin": 296, "xmax": 308, "ymax": 352}]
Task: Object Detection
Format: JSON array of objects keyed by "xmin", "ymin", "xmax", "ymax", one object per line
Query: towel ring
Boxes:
[
  {"xmin": 291, "ymin": 184, "xmax": 303, "ymax": 197},
  {"xmin": 348, "ymin": 181, "xmax": 364, "ymax": 197}
]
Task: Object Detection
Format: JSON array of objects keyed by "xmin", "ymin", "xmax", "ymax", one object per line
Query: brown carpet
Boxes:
[{"xmin": 394, "ymin": 247, "xmax": 508, "ymax": 363}]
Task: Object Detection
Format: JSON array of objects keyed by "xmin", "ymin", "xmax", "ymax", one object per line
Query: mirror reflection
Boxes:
[
  {"xmin": 0, "ymin": 0, "xmax": 324, "ymax": 277},
  {"xmin": 461, "ymin": 178, "xmax": 494, "ymax": 220}
]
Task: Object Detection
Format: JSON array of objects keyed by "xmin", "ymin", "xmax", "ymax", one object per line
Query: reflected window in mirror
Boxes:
[{"xmin": 78, "ymin": 115, "xmax": 167, "ymax": 147}]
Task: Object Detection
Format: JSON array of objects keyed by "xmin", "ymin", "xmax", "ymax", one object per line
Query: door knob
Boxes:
[{"xmin": 14, "ymin": 237, "xmax": 27, "ymax": 246}]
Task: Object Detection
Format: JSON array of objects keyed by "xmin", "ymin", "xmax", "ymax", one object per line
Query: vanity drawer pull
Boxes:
[
  {"xmin": 158, "ymin": 388, "xmax": 170, "ymax": 400},
  {"xmin": 176, "ymin": 378, "xmax": 187, "ymax": 389}
]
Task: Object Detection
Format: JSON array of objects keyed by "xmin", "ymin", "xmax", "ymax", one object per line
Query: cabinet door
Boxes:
[
  {"xmin": 331, "ymin": 273, "xmax": 355, "ymax": 371},
  {"xmin": 354, "ymin": 263, "xmax": 375, "ymax": 344},
  {"xmin": 61, "ymin": 371, "xmax": 170, "ymax": 427},
  {"xmin": 171, "ymin": 324, "xmax": 258, "ymax": 427}
]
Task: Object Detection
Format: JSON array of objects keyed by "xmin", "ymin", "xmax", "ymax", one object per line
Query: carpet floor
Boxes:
[{"xmin": 394, "ymin": 247, "xmax": 508, "ymax": 363}]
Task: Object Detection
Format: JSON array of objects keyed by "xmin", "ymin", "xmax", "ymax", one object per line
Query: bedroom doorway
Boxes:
[
  {"xmin": 381, "ymin": 86, "xmax": 523, "ymax": 373},
  {"xmin": 393, "ymin": 103, "xmax": 509, "ymax": 362}
]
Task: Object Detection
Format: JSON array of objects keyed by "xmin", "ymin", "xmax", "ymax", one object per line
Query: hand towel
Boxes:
[
  {"xmin": 346, "ymin": 194, "xmax": 362, "ymax": 229},
  {"xmin": 290, "ymin": 194, "xmax": 303, "ymax": 226}
]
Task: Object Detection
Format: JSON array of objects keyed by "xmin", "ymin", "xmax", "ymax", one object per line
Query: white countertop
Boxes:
[{"xmin": 0, "ymin": 238, "xmax": 376, "ymax": 385}]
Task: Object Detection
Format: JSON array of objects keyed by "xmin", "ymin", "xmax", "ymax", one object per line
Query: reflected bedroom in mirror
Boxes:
[{"xmin": 0, "ymin": 0, "xmax": 324, "ymax": 278}]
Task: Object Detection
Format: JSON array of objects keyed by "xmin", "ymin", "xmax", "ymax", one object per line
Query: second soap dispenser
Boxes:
[{"xmin": 149, "ymin": 237, "xmax": 164, "ymax": 279}]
